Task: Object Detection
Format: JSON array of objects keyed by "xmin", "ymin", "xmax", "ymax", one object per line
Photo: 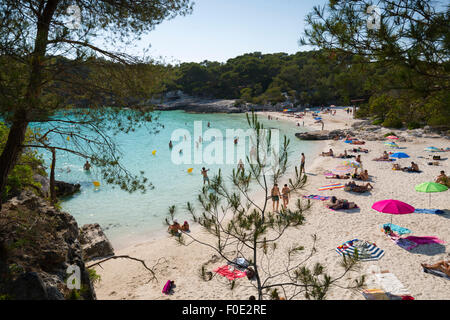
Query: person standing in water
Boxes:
[
  {"xmin": 238, "ymin": 159, "xmax": 244, "ymax": 171},
  {"xmin": 207, "ymin": 122, "xmax": 211, "ymax": 128},
  {"xmin": 271, "ymin": 184, "xmax": 281, "ymax": 213},
  {"xmin": 83, "ymin": 160, "xmax": 91, "ymax": 171},
  {"xmin": 169, "ymin": 140, "xmax": 173, "ymax": 149},
  {"xmin": 201, "ymin": 167, "xmax": 210, "ymax": 185}
]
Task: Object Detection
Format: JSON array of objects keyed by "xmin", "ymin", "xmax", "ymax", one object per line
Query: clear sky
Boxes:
[{"xmin": 133, "ymin": 0, "xmax": 328, "ymax": 64}]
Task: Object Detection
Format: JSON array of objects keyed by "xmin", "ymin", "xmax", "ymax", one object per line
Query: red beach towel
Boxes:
[{"xmin": 214, "ymin": 265, "xmax": 247, "ymax": 280}]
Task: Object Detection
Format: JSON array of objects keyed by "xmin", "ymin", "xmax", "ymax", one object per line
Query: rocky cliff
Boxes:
[{"xmin": 0, "ymin": 191, "xmax": 96, "ymax": 300}]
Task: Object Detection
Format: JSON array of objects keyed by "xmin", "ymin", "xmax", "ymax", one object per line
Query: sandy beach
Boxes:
[{"xmin": 92, "ymin": 109, "xmax": 449, "ymax": 300}]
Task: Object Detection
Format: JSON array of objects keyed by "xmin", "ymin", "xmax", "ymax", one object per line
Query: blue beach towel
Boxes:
[
  {"xmin": 415, "ymin": 209, "xmax": 445, "ymax": 215},
  {"xmin": 382, "ymin": 224, "xmax": 412, "ymax": 236}
]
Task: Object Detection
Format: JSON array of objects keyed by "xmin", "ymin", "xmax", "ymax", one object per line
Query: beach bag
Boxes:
[
  {"xmin": 433, "ymin": 156, "xmax": 441, "ymax": 160},
  {"xmin": 162, "ymin": 280, "xmax": 173, "ymax": 295}
]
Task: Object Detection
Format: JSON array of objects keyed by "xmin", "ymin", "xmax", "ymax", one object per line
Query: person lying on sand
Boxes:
[
  {"xmin": 320, "ymin": 149, "xmax": 334, "ymax": 157},
  {"xmin": 421, "ymin": 261, "xmax": 450, "ymax": 277},
  {"xmin": 336, "ymin": 150, "xmax": 355, "ymax": 159},
  {"xmin": 345, "ymin": 181, "xmax": 374, "ymax": 193},
  {"xmin": 350, "ymin": 140, "xmax": 366, "ymax": 145},
  {"xmin": 327, "ymin": 196, "xmax": 357, "ymax": 210},
  {"xmin": 326, "ymin": 174, "xmax": 350, "ymax": 180},
  {"xmin": 373, "ymin": 151, "xmax": 390, "ymax": 161},
  {"xmin": 349, "ymin": 147, "xmax": 369, "ymax": 153},
  {"xmin": 403, "ymin": 162, "xmax": 420, "ymax": 172},
  {"xmin": 392, "ymin": 163, "xmax": 402, "ymax": 170}
]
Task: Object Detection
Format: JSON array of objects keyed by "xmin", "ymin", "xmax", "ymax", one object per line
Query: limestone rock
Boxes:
[{"xmin": 79, "ymin": 224, "xmax": 115, "ymax": 261}]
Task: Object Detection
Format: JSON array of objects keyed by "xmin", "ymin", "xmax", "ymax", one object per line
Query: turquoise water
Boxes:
[{"xmin": 36, "ymin": 111, "xmax": 319, "ymax": 248}]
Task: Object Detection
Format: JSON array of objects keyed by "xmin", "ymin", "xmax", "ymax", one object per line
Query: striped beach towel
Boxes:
[
  {"xmin": 336, "ymin": 239, "xmax": 385, "ymax": 261},
  {"xmin": 318, "ymin": 183, "xmax": 345, "ymax": 191},
  {"xmin": 303, "ymin": 195, "xmax": 330, "ymax": 201}
]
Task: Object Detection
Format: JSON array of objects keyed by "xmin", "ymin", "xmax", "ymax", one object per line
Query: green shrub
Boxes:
[
  {"xmin": 87, "ymin": 268, "xmax": 101, "ymax": 285},
  {"xmin": 407, "ymin": 122, "xmax": 421, "ymax": 130},
  {"xmin": 382, "ymin": 117, "xmax": 403, "ymax": 129},
  {"xmin": 372, "ymin": 119, "xmax": 383, "ymax": 125},
  {"xmin": 384, "ymin": 132, "xmax": 397, "ymax": 137}
]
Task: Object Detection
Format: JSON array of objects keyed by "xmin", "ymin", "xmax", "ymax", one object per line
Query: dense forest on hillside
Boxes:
[
  {"xmin": 163, "ymin": 50, "xmax": 372, "ymax": 106},
  {"xmin": 162, "ymin": 49, "xmax": 449, "ymax": 129}
]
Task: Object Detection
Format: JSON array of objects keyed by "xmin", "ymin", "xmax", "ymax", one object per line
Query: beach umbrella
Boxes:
[
  {"xmin": 332, "ymin": 166, "xmax": 353, "ymax": 175},
  {"xmin": 386, "ymin": 136, "xmax": 399, "ymax": 140},
  {"xmin": 390, "ymin": 152, "xmax": 410, "ymax": 159},
  {"xmin": 415, "ymin": 182, "xmax": 448, "ymax": 206},
  {"xmin": 336, "ymin": 239, "xmax": 385, "ymax": 261},
  {"xmin": 342, "ymin": 160, "xmax": 361, "ymax": 168},
  {"xmin": 372, "ymin": 199, "xmax": 415, "ymax": 227}
]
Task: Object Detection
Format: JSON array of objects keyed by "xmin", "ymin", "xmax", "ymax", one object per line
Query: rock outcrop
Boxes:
[
  {"xmin": 79, "ymin": 224, "xmax": 114, "ymax": 262},
  {"xmin": 0, "ymin": 191, "xmax": 96, "ymax": 300},
  {"xmin": 55, "ymin": 180, "xmax": 81, "ymax": 198},
  {"xmin": 295, "ymin": 129, "xmax": 354, "ymax": 141}
]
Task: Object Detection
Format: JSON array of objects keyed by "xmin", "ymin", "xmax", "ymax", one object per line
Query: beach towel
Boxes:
[
  {"xmin": 373, "ymin": 159, "xmax": 396, "ymax": 162},
  {"xmin": 404, "ymin": 236, "xmax": 445, "ymax": 245},
  {"xmin": 374, "ymin": 272, "xmax": 411, "ymax": 296},
  {"xmin": 392, "ymin": 237, "xmax": 418, "ymax": 251},
  {"xmin": 361, "ymin": 288, "xmax": 390, "ymax": 300},
  {"xmin": 327, "ymin": 204, "xmax": 359, "ymax": 212},
  {"xmin": 318, "ymin": 183, "xmax": 345, "ymax": 191},
  {"xmin": 214, "ymin": 265, "xmax": 247, "ymax": 281},
  {"xmin": 414, "ymin": 209, "xmax": 445, "ymax": 215},
  {"xmin": 303, "ymin": 195, "xmax": 330, "ymax": 201},
  {"xmin": 423, "ymin": 267, "xmax": 450, "ymax": 280},
  {"xmin": 381, "ymin": 224, "xmax": 412, "ymax": 236}
]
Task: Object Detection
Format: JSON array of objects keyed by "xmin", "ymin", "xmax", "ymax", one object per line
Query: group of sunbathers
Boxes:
[
  {"xmin": 392, "ymin": 162, "xmax": 420, "ymax": 172},
  {"xmin": 344, "ymin": 181, "xmax": 374, "ymax": 193},
  {"xmin": 168, "ymin": 220, "xmax": 190, "ymax": 236},
  {"xmin": 327, "ymin": 196, "xmax": 358, "ymax": 210}
]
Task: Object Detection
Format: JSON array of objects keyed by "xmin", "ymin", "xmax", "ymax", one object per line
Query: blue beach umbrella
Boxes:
[{"xmin": 390, "ymin": 152, "xmax": 410, "ymax": 159}]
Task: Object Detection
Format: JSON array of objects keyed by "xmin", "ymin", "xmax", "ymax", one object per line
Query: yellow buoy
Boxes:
[
  {"xmin": 93, "ymin": 181, "xmax": 101, "ymax": 187},
  {"xmin": 152, "ymin": 150, "xmax": 157, "ymax": 156},
  {"xmin": 67, "ymin": 136, "xmax": 70, "ymax": 141},
  {"xmin": 187, "ymin": 168, "xmax": 193, "ymax": 173}
]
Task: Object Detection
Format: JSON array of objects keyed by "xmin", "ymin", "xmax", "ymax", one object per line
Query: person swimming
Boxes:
[{"xmin": 83, "ymin": 160, "xmax": 91, "ymax": 171}]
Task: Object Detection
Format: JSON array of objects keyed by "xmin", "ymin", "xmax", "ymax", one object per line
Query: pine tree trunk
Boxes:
[
  {"xmin": 50, "ymin": 148, "xmax": 56, "ymax": 204},
  {"xmin": 0, "ymin": 120, "xmax": 29, "ymax": 208}
]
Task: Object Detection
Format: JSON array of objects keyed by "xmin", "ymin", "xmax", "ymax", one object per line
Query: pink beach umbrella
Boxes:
[
  {"xmin": 386, "ymin": 136, "xmax": 399, "ymax": 140},
  {"xmin": 372, "ymin": 199, "xmax": 415, "ymax": 227}
]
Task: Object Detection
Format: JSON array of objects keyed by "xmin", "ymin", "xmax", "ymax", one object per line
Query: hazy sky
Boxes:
[{"xmin": 132, "ymin": 0, "xmax": 328, "ymax": 64}]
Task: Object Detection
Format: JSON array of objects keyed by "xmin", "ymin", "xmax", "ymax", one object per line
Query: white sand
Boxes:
[{"xmin": 92, "ymin": 109, "xmax": 449, "ymax": 300}]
